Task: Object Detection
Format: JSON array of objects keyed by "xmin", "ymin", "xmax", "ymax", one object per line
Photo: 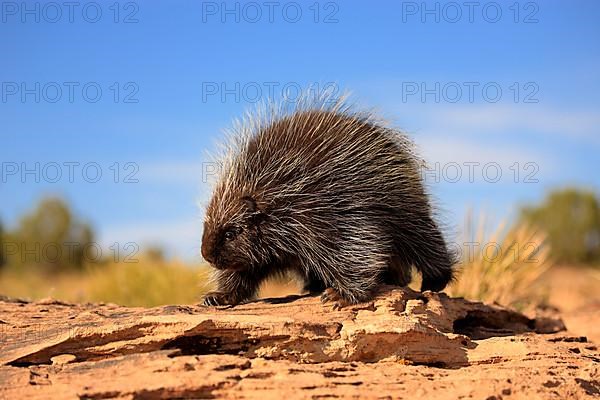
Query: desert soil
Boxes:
[{"xmin": 1, "ymin": 286, "xmax": 599, "ymax": 399}]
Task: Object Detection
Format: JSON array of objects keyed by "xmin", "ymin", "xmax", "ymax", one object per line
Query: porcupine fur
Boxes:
[{"xmin": 200, "ymin": 94, "xmax": 456, "ymax": 307}]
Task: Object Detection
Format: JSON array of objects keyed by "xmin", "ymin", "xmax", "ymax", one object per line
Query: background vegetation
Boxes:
[
  {"xmin": 519, "ymin": 188, "xmax": 600, "ymax": 265},
  {"xmin": 1, "ymin": 187, "xmax": 599, "ymax": 308},
  {"xmin": 0, "ymin": 197, "xmax": 210, "ymax": 306}
]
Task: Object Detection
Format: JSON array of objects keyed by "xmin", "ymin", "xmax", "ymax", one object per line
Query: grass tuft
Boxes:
[{"xmin": 447, "ymin": 212, "xmax": 552, "ymax": 309}]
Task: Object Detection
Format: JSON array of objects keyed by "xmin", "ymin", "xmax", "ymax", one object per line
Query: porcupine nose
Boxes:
[{"xmin": 201, "ymin": 244, "xmax": 215, "ymax": 264}]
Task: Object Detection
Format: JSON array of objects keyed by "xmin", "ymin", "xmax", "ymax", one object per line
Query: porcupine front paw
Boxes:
[
  {"xmin": 202, "ymin": 291, "xmax": 239, "ymax": 306},
  {"xmin": 320, "ymin": 287, "xmax": 351, "ymax": 310}
]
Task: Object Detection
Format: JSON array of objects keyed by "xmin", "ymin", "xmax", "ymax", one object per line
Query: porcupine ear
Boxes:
[
  {"xmin": 241, "ymin": 196, "xmax": 267, "ymax": 225},
  {"xmin": 241, "ymin": 196, "xmax": 258, "ymax": 212}
]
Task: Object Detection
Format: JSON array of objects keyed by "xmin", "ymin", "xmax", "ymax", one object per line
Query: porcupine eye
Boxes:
[
  {"xmin": 224, "ymin": 230, "xmax": 235, "ymax": 241},
  {"xmin": 224, "ymin": 226, "xmax": 243, "ymax": 241}
]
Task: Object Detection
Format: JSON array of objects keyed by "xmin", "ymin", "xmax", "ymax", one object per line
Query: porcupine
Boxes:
[{"xmin": 200, "ymin": 95, "xmax": 455, "ymax": 308}]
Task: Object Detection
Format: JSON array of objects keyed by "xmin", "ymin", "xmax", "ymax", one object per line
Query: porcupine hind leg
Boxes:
[{"xmin": 404, "ymin": 215, "xmax": 455, "ymax": 292}]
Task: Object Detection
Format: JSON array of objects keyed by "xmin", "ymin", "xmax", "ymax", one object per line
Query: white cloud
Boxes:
[
  {"xmin": 412, "ymin": 135, "xmax": 550, "ymax": 185},
  {"xmin": 415, "ymin": 136, "xmax": 547, "ymax": 167},
  {"xmin": 389, "ymin": 102, "xmax": 600, "ymax": 184},
  {"xmin": 402, "ymin": 103, "xmax": 600, "ymax": 144}
]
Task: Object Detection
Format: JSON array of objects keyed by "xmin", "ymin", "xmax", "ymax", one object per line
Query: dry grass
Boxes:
[
  {"xmin": 0, "ymin": 213, "xmax": 556, "ymax": 309},
  {"xmin": 0, "ymin": 258, "xmax": 212, "ymax": 307},
  {"xmin": 84, "ymin": 258, "xmax": 212, "ymax": 307},
  {"xmin": 447, "ymin": 212, "xmax": 552, "ymax": 309}
]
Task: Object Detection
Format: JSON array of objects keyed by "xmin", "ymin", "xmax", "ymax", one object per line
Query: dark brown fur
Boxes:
[{"xmin": 201, "ymin": 102, "xmax": 456, "ymax": 307}]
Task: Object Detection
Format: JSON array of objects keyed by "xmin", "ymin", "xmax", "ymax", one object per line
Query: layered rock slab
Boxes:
[{"xmin": 0, "ymin": 287, "xmax": 597, "ymax": 399}]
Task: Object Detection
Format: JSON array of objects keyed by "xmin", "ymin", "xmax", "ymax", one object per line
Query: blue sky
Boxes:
[{"xmin": 1, "ymin": 0, "xmax": 599, "ymax": 261}]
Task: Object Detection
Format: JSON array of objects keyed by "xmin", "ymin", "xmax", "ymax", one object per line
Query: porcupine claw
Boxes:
[
  {"xmin": 202, "ymin": 291, "xmax": 236, "ymax": 307},
  {"xmin": 321, "ymin": 288, "xmax": 349, "ymax": 310}
]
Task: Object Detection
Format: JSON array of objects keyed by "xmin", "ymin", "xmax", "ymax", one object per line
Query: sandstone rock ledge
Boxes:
[{"xmin": 0, "ymin": 287, "xmax": 598, "ymax": 399}]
